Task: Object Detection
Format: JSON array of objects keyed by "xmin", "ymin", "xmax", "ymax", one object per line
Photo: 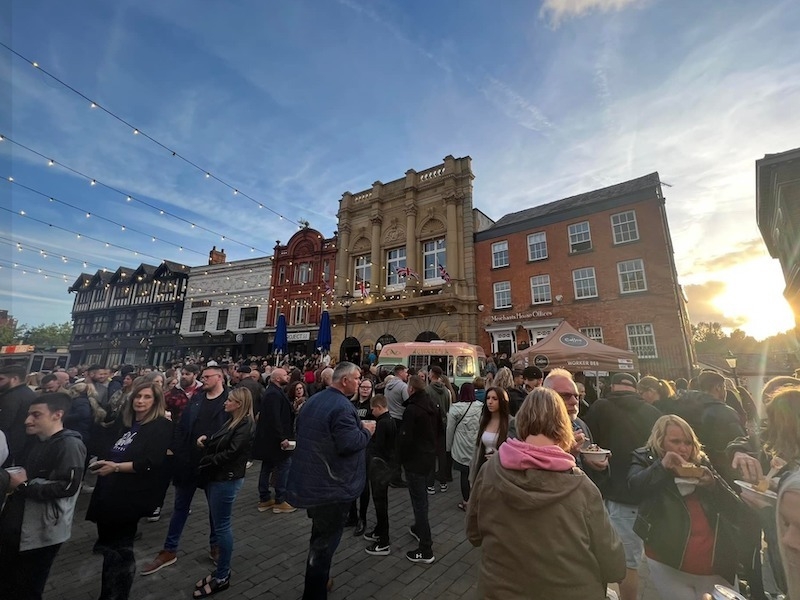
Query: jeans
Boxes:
[
  {"xmin": 369, "ymin": 474, "xmax": 390, "ymax": 544},
  {"xmin": 406, "ymin": 472, "xmax": 432, "ymax": 552},
  {"xmin": 164, "ymin": 484, "xmax": 216, "ymax": 552},
  {"xmin": 302, "ymin": 502, "xmax": 350, "ymax": 600},
  {"xmin": 426, "ymin": 437, "xmax": 450, "ymax": 486},
  {"xmin": 96, "ymin": 519, "xmax": 138, "ymax": 600},
  {"xmin": 452, "ymin": 461, "xmax": 471, "ymax": 501},
  {"xmin": 205, "ymin": 478, "xmax": 244, "ymax": 581},
  {"xmin": 0, "ymin": 542, "xmax": 62, "ymax": 600},
  {"xmin": 258, "ymin": 456, "xmax": 292, "ymax": 503}
]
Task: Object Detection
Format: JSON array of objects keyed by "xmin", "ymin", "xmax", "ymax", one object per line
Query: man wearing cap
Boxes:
[
  {"xmin": 583, "ymin": 373, "xmax": 661, "ymax": 600},
  {"xmin": 522, "ymin": 366, "xmax": 543, "ymax": 393}
]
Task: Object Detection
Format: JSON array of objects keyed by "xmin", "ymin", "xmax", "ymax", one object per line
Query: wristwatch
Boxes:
[
  {"xmin": 17, "ymin": 480, "xmax": 28, "ymax": 491},
  {"xmin": 114, "ymin": 464, "xmax": 120, "ymax": 473}
]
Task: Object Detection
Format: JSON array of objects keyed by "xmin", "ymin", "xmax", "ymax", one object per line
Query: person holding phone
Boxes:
[{"xmin": 85, "ymin": 379, "xmax": 171, "ymax": 600}]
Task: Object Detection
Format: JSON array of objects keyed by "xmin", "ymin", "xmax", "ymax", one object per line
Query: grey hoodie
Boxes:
[
  {"xmin": 1, "ymin": 428, "xmax": 86, "ymax": 551},
  {"xmin": 384, "ymin": 377, "xmax": 409, "ymax": 420}
]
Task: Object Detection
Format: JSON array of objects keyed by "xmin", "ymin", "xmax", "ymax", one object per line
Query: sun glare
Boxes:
[{"xmin": 712, "ymin": 257, "xmax": 794, "ymax": 340}]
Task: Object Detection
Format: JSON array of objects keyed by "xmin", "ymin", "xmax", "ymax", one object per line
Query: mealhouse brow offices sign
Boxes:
[{"xmin": 490, "ymin": 310, "xmax": 554, "ymax": 323}]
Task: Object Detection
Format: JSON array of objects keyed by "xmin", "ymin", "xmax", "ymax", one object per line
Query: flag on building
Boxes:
[
  {"xmin": 359, "ymin": 279, "xmax": 369, "ymax": 297},
  {"xmin": 395, "ymin": 266, "xmax": 419, "ymax": 280},
  {"xmin": 323, "ymin": 281, "xmax": 334, "ymax": 296},
  {"xmin": 439, "ymin": 264, "xmax": 451, "ymax": 283}
]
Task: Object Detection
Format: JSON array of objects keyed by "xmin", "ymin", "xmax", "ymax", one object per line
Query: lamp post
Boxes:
[
  {"xmin": 340, "ymin": 292, "xmax": 354, "ymax": 341},
  {"xmin": 725, "ymin": 350, "xmax": 739, "ymax": 387}
]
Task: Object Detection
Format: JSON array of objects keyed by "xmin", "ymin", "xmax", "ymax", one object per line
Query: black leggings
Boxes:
[
  {"xmin": 453, "ymin": 461, "xmax": 471, "ymax": 502},
  {"xmin": 96, "ymin": 518, "xmax": 139, "ymax": 600}
]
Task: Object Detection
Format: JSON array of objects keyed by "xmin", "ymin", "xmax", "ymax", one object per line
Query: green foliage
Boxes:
[
  {"xmin": 18, "ymin": 322, "xmax": 73, "ymax": 347},
  {"xmin": 0, "ymin": 320, "xmax": 20, "ymax": 345},
  {"xmin": 691, "ymin": 321, "xmax": 797, "ymax": 355}
]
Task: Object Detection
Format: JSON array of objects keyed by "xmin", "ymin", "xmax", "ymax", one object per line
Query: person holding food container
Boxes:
[{"xmin": 628, "ymin": 414, "xmax": 744, "ymax": 600}]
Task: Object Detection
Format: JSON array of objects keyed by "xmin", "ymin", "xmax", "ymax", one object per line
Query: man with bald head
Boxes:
[{"xmin": 253, "ymin": 368, "xmax": 296, "ymax": 513}]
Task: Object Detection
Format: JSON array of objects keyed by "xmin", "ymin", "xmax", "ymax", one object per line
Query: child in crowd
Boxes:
[{"xmin": 364, "ymin": 394, "xmax": 397, "ymax": 556}]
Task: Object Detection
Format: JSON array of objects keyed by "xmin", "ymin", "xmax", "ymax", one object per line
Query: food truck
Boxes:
[
  {"xmin": 376, "ymin": 340, "xmax": 486, "ymax": 388},
  {"xmin": 0, "ymin": 345, "xmax": 71, "ymax": 373}
]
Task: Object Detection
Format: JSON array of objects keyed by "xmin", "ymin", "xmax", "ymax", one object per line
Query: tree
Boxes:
[
  {"xmin": 0, "ymin": 320, "xmax": 20, "ymax": 345},
  {"xmin": 691, "ymin": 322, "xmax": 728, "ymax": 354},
  {"xmin": 19, "ymin": 322, "xmax": 73, "ymax": 347}
]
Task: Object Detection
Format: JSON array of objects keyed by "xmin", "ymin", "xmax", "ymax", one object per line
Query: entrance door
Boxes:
[
  {"xmin": 340, "ymin": 336, "xmax": 361, "ymax": 364},
  {"xmin": 497, "ymin": 339, "xmax": 513, "ymax": 357}
]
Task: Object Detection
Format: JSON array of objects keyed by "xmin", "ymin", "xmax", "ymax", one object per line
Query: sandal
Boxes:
[
  {"xmin": 193, "ymin": 575, "xmax": 230, "ymax": 598},
  {"xmin": 195, "ymin": 575, "xmax": 214, "ymax": 590},
  {"xmin": 457, "ymin": 501, "xmax": 467, "ymax": 511}
]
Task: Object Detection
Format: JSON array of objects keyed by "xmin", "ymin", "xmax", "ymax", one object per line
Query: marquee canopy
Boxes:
[{"xmin": 511, "ymin": 320, "xmax": 639, "ymax": 373}]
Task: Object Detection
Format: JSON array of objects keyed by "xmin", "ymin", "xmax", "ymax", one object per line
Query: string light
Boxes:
[
  {"xmin": 0, "ymin": 134, "xmax": 275, "ymax": 255},
  {"xmin": 0, "ymin": 42, "xmax": 300, "ymax": 225}
]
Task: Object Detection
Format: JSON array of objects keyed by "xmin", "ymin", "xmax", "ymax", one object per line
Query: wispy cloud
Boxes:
[{"xmin": 540, "ymin": 0, "xmax": 646, "ymax": 28}]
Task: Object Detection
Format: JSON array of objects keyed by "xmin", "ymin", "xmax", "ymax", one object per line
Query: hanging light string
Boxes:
[
  {"xmin": 0, "ymin": 205, "xmax": 182, "ymax": 264},
  {"xmin": 0, "ymin": 235, "xmax": 113, "ymax": 271},
  {"xmin": 0, "ymin": 133, "xmax": 268, "ymax": 254},
  {"xmin": 0, "ymin": 41, "xmax": 301, "ymax": 225},
  {"xmin": 4, "ymin": 174, "xmax": 208, "ymax": 258},
  {"xmin": 0, "ymin": 258, "xmax": 74, "ymax": 281}
]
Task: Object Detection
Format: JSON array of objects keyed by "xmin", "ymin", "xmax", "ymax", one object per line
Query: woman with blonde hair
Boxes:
[
  {"xmin": 628, "ymin": 415, "xmax": 744, "ymax": 599},
  {"xmin": 467, "ymin": 387, "xmax": 625, "ymax": 599},
  {"xmin": 86, "ymin": 379, "xmax": 172, "ymax": 599},
  {"xmin": 192, "ymin": 387, "xmax": 255, "ymax": 597}
]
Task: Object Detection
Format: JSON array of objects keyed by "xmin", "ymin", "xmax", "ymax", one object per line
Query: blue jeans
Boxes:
[
  {"xmin": 406, "ymin": 472, "xmax": 432, "ymax": 552},
  {"xmin": 164, "ymin": 484, "xmax": 216, "ymax": 552},
  {"xmin": 302, "ymin": 502, "xmax": 350, "ymax": 600},
  {"xmin": 205, "ymin": 479, "xmax": 244, "ymax": 581},
  {"xmin": 258, "ymin": 456, "xmax": 292, "ymax": 503}
]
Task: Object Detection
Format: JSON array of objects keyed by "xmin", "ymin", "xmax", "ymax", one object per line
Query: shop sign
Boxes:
[
  {"xmin": 490, "ymin": 310, "xmax": 553, "ymax": 323},
  {"xmin": 287, "ymin": 332, "xmax": 311, "ymax": 342}
]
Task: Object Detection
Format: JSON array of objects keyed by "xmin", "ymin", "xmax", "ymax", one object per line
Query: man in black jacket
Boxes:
[
  {"xmin": 584, "ymin": 372, "xmax": 661, "ymax": 600},
  {"xmin": 254, "ymin": 368, "xmax": 296, "ymax": 514},
  {"xmin": 0, "ymin": 364, "xmax": 37, "ymax": 466},
  {"xmin": 398, "ymin": 376, "xmax": 440, "ymax": 564}
]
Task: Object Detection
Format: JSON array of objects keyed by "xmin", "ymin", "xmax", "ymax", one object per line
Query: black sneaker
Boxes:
[
  {"xmin": 365, "ymin": 542, "xmax": 390, "ymax": 556},
  {"xmin": 426, "ymin": 486, "xmax": 435, "ymax": 495},
  {"xmin": 408, "ymin": 526, "xmax": 420, "ymax": 542},
  {"xmin": 363, "ymin": 530, "xmax": 380, "ymax": 542},
  {"xmin": 406, "ymin": 548, "xmax": 434, "ymax": 564},
  {"xmin": 439, "ymin": 483, "xmax": 448, "ymax": 492}
]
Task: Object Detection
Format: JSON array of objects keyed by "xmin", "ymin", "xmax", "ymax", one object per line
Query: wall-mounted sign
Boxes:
[
  {"xmin": 490, "ymin": 310, "xmax": 554, "ymax": 323},
  {"xmin": 287, "ymin": 332, "xmax": 311, "ymax": 342}
]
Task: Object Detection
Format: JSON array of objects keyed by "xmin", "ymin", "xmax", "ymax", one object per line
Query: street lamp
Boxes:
[
  {"xmin": 340, "ymin": 292, "xmax": 354, "ymax": 341},
  {"xmin": 725, "ymin": 350, "xmax": 739, "ymax": 387}
]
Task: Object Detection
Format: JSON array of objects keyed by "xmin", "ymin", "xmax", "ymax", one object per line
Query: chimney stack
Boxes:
[{"xmin": 209, "ymin": 246, "xmax": 227, "ymax": 265}]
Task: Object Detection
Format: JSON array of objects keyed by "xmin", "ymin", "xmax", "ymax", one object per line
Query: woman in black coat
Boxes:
[
  {"xmin": 86, "ymin": 378, "xmax": 171, "ymax": 600},
  {"xmin": 192, "ymin": 387, "xmax": 255, "ymax": 598}
]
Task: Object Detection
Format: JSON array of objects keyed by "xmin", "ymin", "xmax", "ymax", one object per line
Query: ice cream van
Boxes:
[{"xmin": 376, "ymin": 340, "xmax": 486, "ymax": 388}]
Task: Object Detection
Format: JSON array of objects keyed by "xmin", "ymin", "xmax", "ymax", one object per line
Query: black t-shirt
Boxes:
[{"xmin": 190, "ymin": 390, "xmax": 227, "ymax": 461}]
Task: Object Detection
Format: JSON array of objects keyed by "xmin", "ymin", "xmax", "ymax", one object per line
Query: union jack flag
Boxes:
[
  {"xmin": 323, "ymin": 281, "xmax": 334, "ymax": 296},
  {"xmin": 359, "ymin": 279, "xmax": 370, "ymax": 297},
  {"xmin": 439, "ymin": 264, "xmax": 451, "ymax": 283},
  {"xmin": 395, "ymin": 266, "xmax": 419, "ymax": 280}
]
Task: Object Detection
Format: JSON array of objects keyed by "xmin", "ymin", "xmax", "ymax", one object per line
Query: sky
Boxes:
[{"xmin": 1, "ymin": 0, "xmax": 798, "ymax": 341}]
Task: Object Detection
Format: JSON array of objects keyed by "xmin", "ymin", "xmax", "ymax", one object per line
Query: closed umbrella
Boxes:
[
  {"xmin": 274, "ymin": 313, "xmax": 288, "ymax": 355},
  {"xmin": 315, "ymin": 310, "xmax": 332, "ymax": 351}
]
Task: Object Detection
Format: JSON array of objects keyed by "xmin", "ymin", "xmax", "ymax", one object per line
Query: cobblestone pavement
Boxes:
[{"xmin": 46, "ymin": 468, "xmax": 659, "ymax": 599}]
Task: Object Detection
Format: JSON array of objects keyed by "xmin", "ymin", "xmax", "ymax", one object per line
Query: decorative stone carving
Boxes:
[
  {"xmin": 384, "ymin": 226, "xmax": 406, "ymax": 244},
  {"xmin": 419, "ymin": 218, "xmax": 445, "ymax": 237},
  {"xmin": 352, "ymin": 237, "xmax": 371, "ymax": 253}
]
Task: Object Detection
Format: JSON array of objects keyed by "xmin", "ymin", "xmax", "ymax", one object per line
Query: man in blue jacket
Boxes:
[{"xmin": 288, "ymin": 361, "xmax": 375, "ymax": 599}]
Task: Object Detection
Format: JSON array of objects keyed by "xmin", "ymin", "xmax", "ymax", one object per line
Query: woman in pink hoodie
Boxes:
[{"xmin": 466, "ymin": 387, "xmax": 626, "ymax": 599}]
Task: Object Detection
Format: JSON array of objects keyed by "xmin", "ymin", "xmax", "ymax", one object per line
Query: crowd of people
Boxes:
[{"xmin": 0, "ymin": 353, "xmax": 799, "ymax": 600}]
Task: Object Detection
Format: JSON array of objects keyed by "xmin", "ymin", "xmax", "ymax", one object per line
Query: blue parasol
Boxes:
[
  {"xmin": 274, "ymin": 313, "xmax": 288, "ymax": 354},
  {"xmin": 315, "ymin": 310, "xmax": 332, "ymax": 351}
]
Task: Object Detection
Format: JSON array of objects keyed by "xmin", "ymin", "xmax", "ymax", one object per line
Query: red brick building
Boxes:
[
  {"xmin": 474, "ymin": 173, "xmax": 694, "ymax": 379},
  {"xmin": 268, "ymin": 225, "xmax": 338, "ymax": 355}
]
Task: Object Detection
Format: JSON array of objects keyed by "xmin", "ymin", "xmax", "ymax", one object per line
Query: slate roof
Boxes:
[{"xmin": 491, "ymin": 172, "xmax": 662, "ymax": 230}]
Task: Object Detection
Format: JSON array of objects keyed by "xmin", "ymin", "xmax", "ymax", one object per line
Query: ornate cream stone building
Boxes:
[{"xmin": 331, "ymin": 155, "xmax": 488, "ymax": 362}]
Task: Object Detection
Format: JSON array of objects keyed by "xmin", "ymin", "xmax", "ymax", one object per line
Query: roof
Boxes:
[
  {"xmin": 68, "ymin": 272, "xmax": 94, "ymax": 292},
  {"xmin": 477, "ymin": 172, "xmax": 662, "ymax": 240},
  {"xmin": 156, "ymin": 260, "xmax": 191, "ymax": 277}
]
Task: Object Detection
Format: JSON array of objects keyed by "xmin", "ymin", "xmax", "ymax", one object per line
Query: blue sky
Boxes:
[{"xmin": 1, "ymin": 0, "xmax": 798, "ymax": 339}]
